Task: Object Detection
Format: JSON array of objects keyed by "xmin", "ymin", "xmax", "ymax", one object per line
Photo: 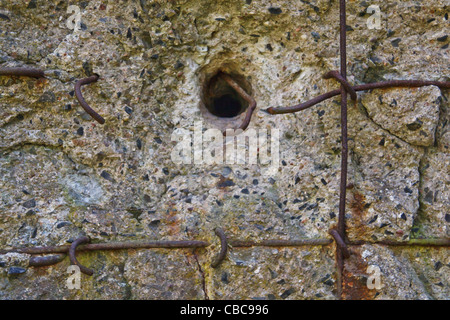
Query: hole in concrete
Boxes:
[
  {"xmin": 212, "ymin": 94, "xmax": 242, "ymax": 118},
  {"xmin": 202, "ymin": 72, "xmax": 251, "ymax": 119}
]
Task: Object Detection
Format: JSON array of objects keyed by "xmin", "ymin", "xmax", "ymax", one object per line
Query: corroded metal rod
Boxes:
[
  {"xmin": 266, "ymin": 80, "xmax": 450, "ymax": 115},
  {"xmin": 219, "ymin": 72, "xmax": 257, "ymax": 133},
  {"xmin": 0, "ymin": 66, "xmax": 45, "ymax": 78},
  {"xmin": 74, "ymin": 75, "xmax": 105, "ymax": 124}
]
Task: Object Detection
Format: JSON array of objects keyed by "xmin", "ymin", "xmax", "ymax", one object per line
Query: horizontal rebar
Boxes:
[
  {"xmin": 267, "ymin": 80, "xmax": 450, "ymax": 115},
  {"xmin": 349, "ymin": 238, "xmax": 450, "ymax": 247},
  {"xmin": 0, "ymin": 67, "xmax": 45, "ymax": 78},
  {"xmin": 3, "ymin": 238, "xmax": 448, "ymax": 257},
  {"xmin": 229, "ymin": 239, "xmax": 333, "ymax": 247},
  {"xmin": 1, "ymin": 240, "xmax": 210, "ymax": 255}
]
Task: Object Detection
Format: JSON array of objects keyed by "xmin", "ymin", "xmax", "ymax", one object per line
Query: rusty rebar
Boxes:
[
  {"xmin": 323, "ymin": 70, "xmax": 357, "ymax": 100},
  {"xmin": 69, "ymin": 236, "xmax": 94, "ymax": 276},
  {"xmin": 74, "ymin": 75, "xmax": 105, "ymax": 124},
  {"xmin": 0, "ymin": 66, "xmax": 45, "ymax": 78},
  {"xmin": 218, "ymin": 72, "xmax": 257, "ymax": 133},
  {"xmin": 348, "ymin": 239, "xmax": 450, "ymax": 247},
  {"xmin": 3, "ymin": 237, "xmax": 447, "ymax": 256},
  {"xmin": 329, "ymin": 229, "xmax": 350, "ymax": 259},
  {"xmin": 335, "ymin": 0, "xmax": 348, "ymax": 300},
  {"xmin": 0, "ymin": 239, "xmax": 210, "ymax": 255},
  {"xmin": 229, "ymin": 238, "xmax": 333, "ymax": 247},
  {"xmin": 266, "ymin": 80, "xmax": 450, "ymax": 115},
  {"xmin": 211, "ymin": 228, "xmax": 228, "ymax": 268}
]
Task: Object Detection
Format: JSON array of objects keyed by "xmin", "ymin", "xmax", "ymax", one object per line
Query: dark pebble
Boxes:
[
  {"xmin": 406, "ymin": 121, "xmax": 422, "ymax": 131},
  {"xmin": 252, "ymin": 179, "xmax": 258, "ymax": 185},
  {"xmin": 266, "ymin": 43, "xmax": 273, "ymax": 51},
  {"xmin": 404, "ymin": 187, "xmax": 413, "ymax": 194},
  {"xmin": 174, "ymin": 61, "xmax": 184, "ymax": 69},
  {"xmin": 56, "ymin": 221, "xmax": 71, "ymax": 228},
  {"xmin": 8, "ymin": 267, "xmax": 26, "ymax": 275},
  {"xmin": 38, "ymin": 91, "xmax": 56, "ymax": 103},
  {"xmin": 0, "ymin": 13, "xmax": 10, "ymax": 21},
  {"xmin": 100, "ymin": 170, "xmax": 114, "ymax": 182},
  {"xmin": 268, "ymin": 7, "xmax": 282, "ymax": 15},
  {"xmin": 150, "ymin": 54, "xmax": 159, "ymax": 59},
  {"xmin": 23, "ymin": 199, "xmax": 36, "ymax": 208},
  {"xmin": 27, "ymin": 0, "xmax": 37, "ymax": 9},
  {"xmin": 329, "ymin": 212, "xmax": 336, "ymax": 219},
  {"xmin": 127, "ymin": 28, "xmax": 132, "ymax": 39},
  {"xmin": 437, "ymin": 35, "xmax": 448, "ymax": 42},
  {"xmin": 311, "ymin": 31, "xmax": 320, "ymax": 40},
  {"xmin": 280, "ymin": 288, "xmax": 295, "ymax": 299},
  {"xmin": 400, "ymin": 213, "xmax": 407, "ymax": 220},
  {"xmin": 221, "ymin": 272, "xmax": 230, "ymax": 284},
  {"xmin": 162, "ymin": 167, "xmax": 169, "ymax": 175},
  {"xmin": 136, "ymin": 139, "xmax": 142, "ymax": 150},
  {"xmin": 424, "ymin": 191, "xmax": 433, "ymax": 204},
  {"xmin": 241, "ymin": 188, "xmax": 249, "ymax": 194},
  {"xmin": 434, "ymin": 261, "xmax": 442, "ymax": 271},
  {"xmin": 124, "ymin": 106, "xmax": 133, "ymax": 114},
  {"xmin": 148, "ymin": 220, "xmax": 160, "ymax": 228},
  {"xmin": 217, "ymin": 179, "xmax": 235, "ymax": 188},
  {"xmin": 391, "ymin": 38, "xmax": 402, "ymax": 47},
  {"xmin": 25, "ymin": 210, "xmax": 35, "ymax": 216},
  {"xmin": 320, "ymin": 178, "xmax": 327, "ymax": 185},
  {"xmin": 154, "ymin": 137, "xmax": 162, "ymax": 144},
  {"xmin": 368, "ymin": 215, "xmax": 378, "ymax": 224},
  {"xmin": 76, "ymin": 127, "xmax": 84, "ymax": 136},
  {"xmin": 445, "ymin": 214, "xmax": 450, "ymax": 223}
]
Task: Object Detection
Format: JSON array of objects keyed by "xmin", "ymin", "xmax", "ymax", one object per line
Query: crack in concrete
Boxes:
[{"xmin": 193, "ymin": 250, "xmax": 210, "ymax": 300}]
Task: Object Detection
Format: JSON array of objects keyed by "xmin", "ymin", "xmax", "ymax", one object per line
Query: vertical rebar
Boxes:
[{"xmin": 337, "ymin": 0, "xmax": 348, "ymax": 300}]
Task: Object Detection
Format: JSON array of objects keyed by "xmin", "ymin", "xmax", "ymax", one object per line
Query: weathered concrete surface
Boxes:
[{"xmin": 0, "ymin": 0, "xmax": 449, "ymax": 299}]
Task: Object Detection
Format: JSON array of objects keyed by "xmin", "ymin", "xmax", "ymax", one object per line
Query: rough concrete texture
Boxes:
[{"xmin": 0, "ymin": 0, "xmax": 448, "ymax": 299}]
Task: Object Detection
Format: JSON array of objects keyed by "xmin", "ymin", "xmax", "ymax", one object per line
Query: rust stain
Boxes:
[
  {"xmin": 350, "ymin": 191, "xmax": 366, "ymax": 216},
  {"xmin": 348, "ymin": 190, "xmax": 371, "ymax": 240},
  {"xmin": 342, "ymin": 247, "xmax": 377, "ymax": 300}
]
